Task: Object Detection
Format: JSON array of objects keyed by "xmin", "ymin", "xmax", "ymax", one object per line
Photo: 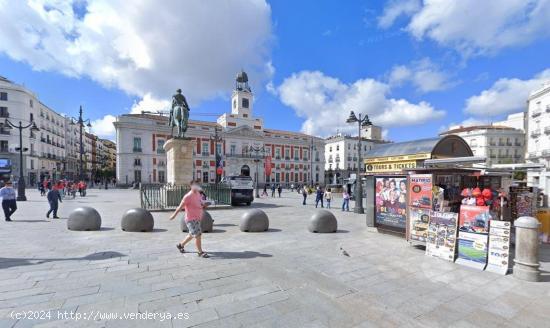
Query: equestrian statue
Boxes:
[{"xmin": 169, "ymin": 89, "xmax": 191, "ymax": 138}]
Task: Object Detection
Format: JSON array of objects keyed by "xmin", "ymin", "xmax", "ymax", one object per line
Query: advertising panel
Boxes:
[
  {"xmin": 408, "ymin": 207, "xmax": 430, "ymax": 243},
  {"xmin": 458, "ymin": 205, "xmax": 491, "ymax": 234},
  {"xmin": 408, "ymin": 174, "xmax": 432, "ymax": 208},
  {"xmin": 375, "ymin": 176, "xmax": 407, "ymax": 232},
  {"xmin": 425, "ymin": 211, "xmax": 458, "ymax": 262},
  {"xmin": 456, "ymin": 231, "xmax": 488, "ymax": 270},
  {"xmin": 486, "ymin": 220, "xmax": 511, "ymax": 275}
]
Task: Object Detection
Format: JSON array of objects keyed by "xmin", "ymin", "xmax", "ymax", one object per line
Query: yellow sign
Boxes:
[
  {"xmin": 365, "ymin": 153, "xmax": 431, "ymax": 164},
  {"xmin": 365, "ymin": 160, "xmax": 418, "ymax": 173}
]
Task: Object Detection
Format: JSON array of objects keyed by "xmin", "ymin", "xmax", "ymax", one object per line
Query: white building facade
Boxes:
[
  {"xmin": 324, "ymin": 133, "xmax": 386, "ymax": 184},
  {"xmin": 115, "ymin": 71, "xmax": 325, "ymax": 186},
  {"xmin": 440, "ymin": 125, "xmax": 525, "ymax": 166},
  {"xmin": 526, "ymin": 82, "xmax": 550, "ymax": 194},
  {"xmin": 0, "ymin": 75, "xmax": 114, "ymax": 184},
  {"xmin": 0, "ymin": 76, "xmax": 68, "ymax": 184}
]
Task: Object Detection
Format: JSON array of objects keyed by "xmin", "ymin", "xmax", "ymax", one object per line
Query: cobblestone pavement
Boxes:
[{"xmin": 0, "ymin": 189, "xmax": 549, "ymax": 328}]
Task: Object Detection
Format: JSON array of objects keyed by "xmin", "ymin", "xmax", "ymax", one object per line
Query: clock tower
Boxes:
[{"xmin": 231, "ymin": 70, "xmax": 253, "ymax": 119}]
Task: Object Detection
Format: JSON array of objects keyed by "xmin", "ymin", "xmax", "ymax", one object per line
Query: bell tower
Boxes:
[{"xmin": 231, "ymin": 70, "xmax": 253, "ymax": 118}]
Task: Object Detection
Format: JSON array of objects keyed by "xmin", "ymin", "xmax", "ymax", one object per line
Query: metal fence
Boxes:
[{"xmin": 140, "ymin": 183, "xmax": 232, "ymax": 210}]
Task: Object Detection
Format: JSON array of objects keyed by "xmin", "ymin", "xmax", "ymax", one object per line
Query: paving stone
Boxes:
[{"xmin": 1, "ymin": 189, "xmax": 550, "ymax": 327}]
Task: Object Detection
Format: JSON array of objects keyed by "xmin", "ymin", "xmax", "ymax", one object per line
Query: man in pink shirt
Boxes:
[{"xmin": 169, "ymin": 180, "xmax": 209, "ymax": 257}]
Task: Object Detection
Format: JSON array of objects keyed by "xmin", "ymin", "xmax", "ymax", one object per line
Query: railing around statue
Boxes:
[{"xmin": 140, "ymin": 183, "xmax": 231, "ymax": 210}]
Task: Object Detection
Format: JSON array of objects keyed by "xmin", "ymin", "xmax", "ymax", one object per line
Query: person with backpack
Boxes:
[
  {"xmin": 325, "ymin": 188, "xmax": 333, "ymax": 209},
  {"xmin": 46, "ymin": 185, "xmax": 62, "ymax": 219}
]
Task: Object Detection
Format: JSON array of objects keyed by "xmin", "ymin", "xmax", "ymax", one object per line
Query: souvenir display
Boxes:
[
  {"xmin": 408, "ymin": 207, "xmax": 430, "ymax": 243},
  {"xmin": 426, "ymin": 211, "xmax": 458, "ymax": 262},
  {"xmin": 510, "ymin": 186, "xmax": 537, "ymax": 219},
  {"xmin": 486, "ymin": 220, "xmax": 511, "ymax": 275}
]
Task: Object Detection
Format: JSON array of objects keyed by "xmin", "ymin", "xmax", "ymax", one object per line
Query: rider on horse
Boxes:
[{"xmin": 169, "ymin": 89, "xmax": 191, "ymax": 138}]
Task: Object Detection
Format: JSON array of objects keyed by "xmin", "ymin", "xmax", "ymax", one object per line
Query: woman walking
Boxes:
[
  {"xmin": 169, "ymin": 181, "xmax": 209, "ymax": 258},
  {"xmin": 325, "ymin": 188, "xmax": 333, "ymax": 209},
  {"xmin": 342, "ymin": 190, "xmax": 350, "ymax": 211}
]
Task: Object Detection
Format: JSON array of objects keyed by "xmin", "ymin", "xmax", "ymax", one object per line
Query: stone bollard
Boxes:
[{"xmin": 513, "ymin": 216, "xmax": 541, "ymax": 282}]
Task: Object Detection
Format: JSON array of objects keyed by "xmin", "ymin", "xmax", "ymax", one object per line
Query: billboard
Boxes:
[
  {"xmin": 408, "ymin": 174, "xmax": 432, "ymax": 208},
  {"xmin": 375, "ymin": 176, "xmax": 407, "ymax": 231}
]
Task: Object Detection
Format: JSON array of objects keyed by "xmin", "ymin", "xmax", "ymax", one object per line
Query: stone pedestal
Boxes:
[
  {"xmin": 164, "ymin": 138, "xmax": 196, "ymax": 185},
  {"xmin": 513, "ymin": 216, "xmax": 541, "ymax": 282}
]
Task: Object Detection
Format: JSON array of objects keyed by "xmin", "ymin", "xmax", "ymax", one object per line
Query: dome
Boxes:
[{"xmin": 236, "ymin": 70, "xmax": 248, "ymax": 83}]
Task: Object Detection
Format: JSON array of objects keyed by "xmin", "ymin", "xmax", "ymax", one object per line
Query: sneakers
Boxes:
[{"xmin": 5, "ymin": 218, "xmax": 11, "ymax": 221}]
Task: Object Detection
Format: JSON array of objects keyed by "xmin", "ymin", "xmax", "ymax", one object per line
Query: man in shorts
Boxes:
[{"xmin": 169, "ymin": 180, "xmax": 209, "ymax": 258}]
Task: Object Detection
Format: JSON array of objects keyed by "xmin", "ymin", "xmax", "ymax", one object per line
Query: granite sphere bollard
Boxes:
[
  {"xmin": 181, "ymin": 211, "xmax": 214, "ymax": 233},
  {"xmin": 67, "ymin": 207, "xmax": 102, "ymax": 231},
  {"xmin": 513, "ymin": 216, "xmax": 541, "ymax": 282},
  {"xmin": 308, "ymin": 210, "xmax": 337, "ymax": 233},
  {"xmin": 121, "ymin": 208, "xmax": 154, "ymax": 232},
  {"xmin": 240, "ymin": 209, "xmax": 269, "ymax": 232}
]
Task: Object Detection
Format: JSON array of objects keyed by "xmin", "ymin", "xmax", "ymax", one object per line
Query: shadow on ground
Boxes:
[
  {"xmin": 207, "ymin": 251, "xmax": 272, "ymax": 259},
  {"xmin": 0, "ymin": 251, "xmax": 127, "ymax": 269}
]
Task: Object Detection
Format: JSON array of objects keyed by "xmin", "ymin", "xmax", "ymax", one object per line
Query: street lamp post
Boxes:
[
  {"xmin": 249, "ymin": 146, "xmax": 265, "ymax": 198},
  {"xmin": 210, "ymin": 127, "xmax": 223, "ymax": 184},
  {"xmin": 69, "ymin": 106, "xmax": 92, "ymax": 181},
  {"xmin": 310, "ymin": 137, "xmax": 315, "ymax": 187},
  {"xmin": 0, "ymin": 118, "xmax": 40, "ymax": 201},
  {"xmin": 346, "ymin": 110, "xmax": 372, "ymax": 214}
]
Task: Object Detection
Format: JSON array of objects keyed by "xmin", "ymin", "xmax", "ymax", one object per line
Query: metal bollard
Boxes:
[{"xmin": 513, "ymin": 216, "xmax": 541, "ymax": 282}]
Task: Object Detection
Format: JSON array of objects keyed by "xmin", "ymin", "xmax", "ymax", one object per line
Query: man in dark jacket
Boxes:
[
  {"xmin": 315, "ymin": 186, "xmax": 324, "ymax": 208},
  {"xmin": 46, "ymin": 186, "xmax": 62, "ymax": 219}
]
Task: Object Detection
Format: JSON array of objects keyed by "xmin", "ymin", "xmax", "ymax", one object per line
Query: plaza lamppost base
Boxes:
[
  {"xmin": 16, "ymin": 195, "xmax": 27, "ymax": 201},
  {"xmin": 353, "ymin": 207, "xmax": 364, "ymax": 214}
]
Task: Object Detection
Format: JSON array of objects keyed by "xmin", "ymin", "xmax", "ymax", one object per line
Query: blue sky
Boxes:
[{"xmin": 1, "ymin": 0, "xmax": 549, "ymax": 141}]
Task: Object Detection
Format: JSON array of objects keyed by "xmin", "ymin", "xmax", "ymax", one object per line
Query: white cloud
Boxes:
[
  {"xmin": 130, "ymin": 93, "xmax": 171, "ymax": 114},
  {"xmin": 277, "ymin": 71, "xmax": 445, "ymax": 136},
  {"xmin": 388, "ymin": 58, "xmax": 452, "ymax": 93},
  {"xmin": 0, "ymin": 0, "xmax": 273, "ymax": 105},
  {"xmin": 90, "ymin": 114, "xmax": 116, "ymax": 140},
  {"xmin": 377, "ymin": 0, "xmax": 421, "ymax": 29},
  {"xmin": 465, "ymin": 69, "xmax": 550, "ymax": 116},
  {"xmin": 379, "ymin": 0, "xmax": 550, "ymax": 55}
]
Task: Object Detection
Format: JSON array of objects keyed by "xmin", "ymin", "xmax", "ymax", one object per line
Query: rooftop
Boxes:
[{"xmin": 440, "ymin": 125, "xmax": 518, "ymax": 135}]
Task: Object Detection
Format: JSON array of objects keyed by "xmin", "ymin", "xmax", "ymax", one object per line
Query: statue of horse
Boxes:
[{"xmin": 169, "ymin": 89, "xmax": 190, "ymax": 138}]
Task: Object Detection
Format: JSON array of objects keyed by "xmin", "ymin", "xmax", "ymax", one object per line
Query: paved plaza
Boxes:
[{"xmin": 0, "ymin": 189, "xmax": 549, "ymax": 327}]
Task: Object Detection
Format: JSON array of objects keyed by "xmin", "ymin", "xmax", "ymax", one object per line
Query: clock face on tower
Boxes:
[{"xmin": 242, "ymin": 98, "xmax": 249, "ymax": 109}]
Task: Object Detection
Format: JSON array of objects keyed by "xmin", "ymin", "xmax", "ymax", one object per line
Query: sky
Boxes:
[{"xmin": 1, "ymin": 0, "xmax": 549, "ymax": 142}]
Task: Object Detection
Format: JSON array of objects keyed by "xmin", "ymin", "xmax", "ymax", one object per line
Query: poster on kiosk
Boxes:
[{"xmin": 455, "ymin": 205, "xmax": 490, "ymax": 270}]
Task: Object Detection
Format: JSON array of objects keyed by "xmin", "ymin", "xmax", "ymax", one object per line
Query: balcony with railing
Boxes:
[
  {"xmin": 531, "ymin": 109, "xmax": 542, "ymax": 117},
  {"xmin": 133, "ymin": 147, "xmax": 142, "ymax": 153},
  {"xmin": 543, "ymin": 150, "xmax": 550, "ymax": 157},
  {"xmin": 545, "ymin": 126, "xmax": 550, "ymax": 134},
  {"xmin": 0, "ymin": 110, "xmax": 9, "ymax": 118},
  {"xmin": 528, "ymin": 152, "xmax": 538, "ymax": 159},
  {"xmin": 546, "ymin": 105, "xmax": 550, "ymax": 113},
  {"xmin": 225, "ymin": 152, "xmax": 265, "ymax": 159},
  {"xmin": 531, "ymin": 130, "xmax": 541, "ymax": 138}
]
